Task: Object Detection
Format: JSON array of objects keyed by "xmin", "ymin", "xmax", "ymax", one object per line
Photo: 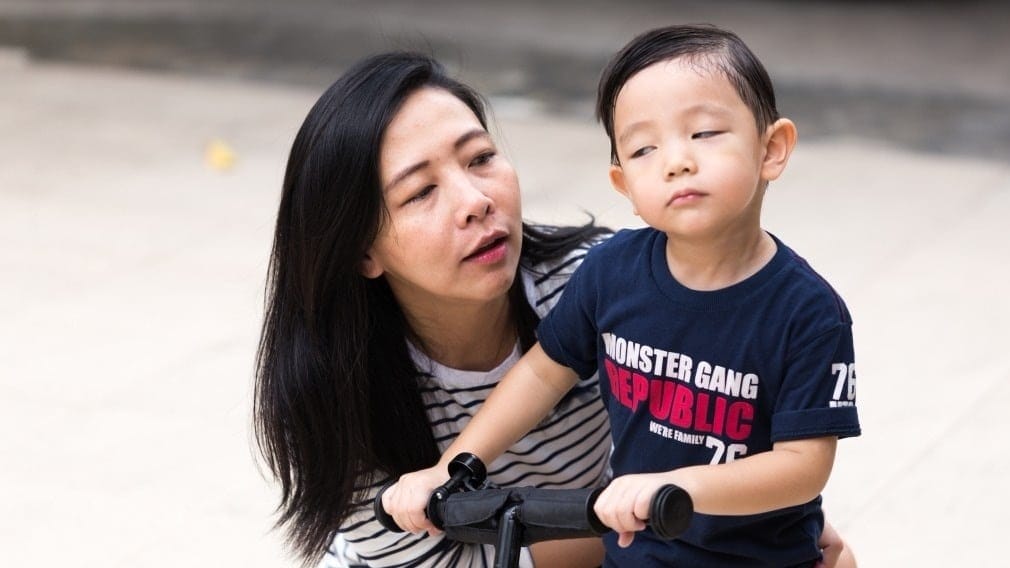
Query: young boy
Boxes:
[{"xmin": 388, "ymin": 25, "xmax": 860, "ymax": 566}]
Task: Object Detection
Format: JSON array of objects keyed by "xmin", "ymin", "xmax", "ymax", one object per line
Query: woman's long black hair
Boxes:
[{"xmin": 253, "ymin": 51, "xmax": 609, "ymax": 564}]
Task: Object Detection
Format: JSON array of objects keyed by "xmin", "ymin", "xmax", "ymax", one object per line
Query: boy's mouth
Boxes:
[{"xmin": 668, "ymin": 189, "xmax": 705, "ymax": 206}]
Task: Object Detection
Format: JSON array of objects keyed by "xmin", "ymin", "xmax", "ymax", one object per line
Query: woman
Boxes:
[
  {"xmin": 254, "ymin": 51, "xmax": 612, "ymax": 567},
  {"xmin": 254, "ymin": 51, "xmax": 854, "ymax": 567}
]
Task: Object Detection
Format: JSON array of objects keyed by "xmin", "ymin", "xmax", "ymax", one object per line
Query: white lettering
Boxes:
[
  {"xmin": 626, "ymin": 341, "xmax": 640, "ymax": 370},
  {"xmin": 639, "ymin": 345, "xmax": 653, "ymax": 373},
  {"xmin": 649, "ymin": 420, "xmax": 674, "ymax": 438},
  {"xmin": 695, "ymin": 360, "xmax": 712, "ymax": 389},
  {"xmin": 742, "ymin": 374, "xmax": 759, "ymax": 400},
  {"xmin": 614, "ymin": 337, "xmax": 627, "ymax": 364},
  {"xmin": 678, "ymin": 354, "xmax": 693, "ymax": 382},
  {"xmin": 710, "ymin": 365, "xmax": 726, "ymax": 393},
  {"xmin": 600, "ymin": 333, "xmax": 758, "ymax": 398}
]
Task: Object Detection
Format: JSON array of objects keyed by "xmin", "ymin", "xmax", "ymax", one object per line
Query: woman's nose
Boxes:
[{"xmin": 454, "ymin": 175, "xmax": 494, "ymax": 226}]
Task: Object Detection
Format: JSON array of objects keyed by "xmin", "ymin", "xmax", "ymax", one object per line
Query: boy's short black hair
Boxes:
[{"xmin": 596, "ymin": 24, "xmax": 780, "ymax": 163}]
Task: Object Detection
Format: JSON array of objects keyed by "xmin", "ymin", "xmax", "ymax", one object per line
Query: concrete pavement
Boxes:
[{"xmin": 2, "ymin": 3, "xmax": 1010, "ymax": 566}]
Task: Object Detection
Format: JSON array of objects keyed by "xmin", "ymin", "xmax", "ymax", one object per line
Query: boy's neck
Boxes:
[{"xmin": 663, "ymin": 228, "xmax": 777, "ymax": 291}]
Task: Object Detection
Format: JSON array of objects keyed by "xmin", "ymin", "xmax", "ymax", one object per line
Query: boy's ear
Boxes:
[
  {"xmin": 359, "ymin": 251, "xmax": 384, "ymax": 279},
  {"xmin": 761, "ymin": 118, "xmax": 798, "ymax": 182},
  {"xmin": 609, "ymin": 164, "xmax": 639, "ymax": 215}
]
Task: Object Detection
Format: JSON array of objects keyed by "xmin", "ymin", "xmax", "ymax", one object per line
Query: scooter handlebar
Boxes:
[
  {"xmin": 372, "ymin": 454, "xmax": 693, "ymax": 541},
  {"xmin": 373, "ymin": 452, "xmax": 488, "ymax": 533}
]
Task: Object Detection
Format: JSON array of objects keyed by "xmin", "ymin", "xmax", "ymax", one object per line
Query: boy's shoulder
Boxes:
[
  {"xmin": 584, "ymin": 226, "xmax": 658, "ymax": 262},
  {"xmin": 773, "ymin": 237, "xmax": 852, "ymax": 326},
  {"xmin": 572, "ymin": 227, "xmax": 662, "ymax": 289},
  {"xmin": 520, "ymin": 229, "xmax": 614, "ymax": 318}
]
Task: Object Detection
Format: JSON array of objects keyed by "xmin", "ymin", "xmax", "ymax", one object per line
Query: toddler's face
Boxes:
[{"xmin": 608, "ymin": 57, "xmax": 771, "ymax": 240}]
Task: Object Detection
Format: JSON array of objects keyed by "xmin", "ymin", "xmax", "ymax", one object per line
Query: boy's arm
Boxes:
[
  {"xmin": 441, "ymin": 342, "xmax": 580, "ymax": 466},
  {"xmin": 382, "ymin": 343, "xmax": 579, "ymax": 534},
  {"xmin": 668, "ymin": 436, "xmax": 836, "ymax": 514},
  {"xmin": 594, "ymin": 436, "xmax": 837, "ymax": 547}
]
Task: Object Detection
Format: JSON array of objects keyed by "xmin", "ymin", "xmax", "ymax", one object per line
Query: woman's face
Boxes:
[{"xmin": 363, "ymin": 87, "xmax": 523, "ymax": 314}]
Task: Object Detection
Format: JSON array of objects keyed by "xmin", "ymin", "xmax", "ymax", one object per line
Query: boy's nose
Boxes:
[{"xmin": 664, "ymin": 146, "xmax": 696, "ymax": 179}]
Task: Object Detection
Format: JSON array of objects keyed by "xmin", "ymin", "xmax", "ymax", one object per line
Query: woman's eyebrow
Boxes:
[
  {"xmin": 454, "ymin": 128, "xmax": 490, "ymax": 149},
  {"xmin": 386, "ymin": 129, "xmax": 490, "ymax": 192},
  {"xmin": 385, "ymin": 160, "xmax": 429, "ymax": 192}
]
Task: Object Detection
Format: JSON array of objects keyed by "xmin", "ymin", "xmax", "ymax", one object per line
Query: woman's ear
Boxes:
[
  {"xmin": 761, "ymin": 118, "xmax": 798, "ymax": 182},
  {"xmin": 360, "ymin": 252, "xmax": 384, "ymax": 279}
]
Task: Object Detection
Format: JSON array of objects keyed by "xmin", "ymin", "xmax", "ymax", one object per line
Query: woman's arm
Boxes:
[{"xmin": 382, "ymin": 344, "xmax": 579, "ymax": 534}]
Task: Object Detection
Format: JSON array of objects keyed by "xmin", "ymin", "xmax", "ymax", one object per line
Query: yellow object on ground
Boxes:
[{"xmin": 205, "ymin": 139, "xmax": 237, "ymax": 171}]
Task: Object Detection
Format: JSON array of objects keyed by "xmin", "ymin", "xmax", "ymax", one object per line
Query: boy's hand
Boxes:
[
  {"xmin": 381, "ymin": 465, "xmax": 449, "ymax": 535},
  {"xmin": 593, "ymin": 472, "xmax": 679, "ymax": 548}
]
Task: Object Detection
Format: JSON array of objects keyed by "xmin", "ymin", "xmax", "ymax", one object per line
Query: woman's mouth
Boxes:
[{"xmin": 464, "ymin": 236, "xmax": 509, "ymax": 264}]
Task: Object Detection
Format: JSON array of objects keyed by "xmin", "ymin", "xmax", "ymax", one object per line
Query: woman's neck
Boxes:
[
  {"xmin": 664, "ymin": 227, "xmax": 776, "ymax": 291},
  {"xmin": 403, "ymin": 294, "xmax": 517, "ymax": 372}
]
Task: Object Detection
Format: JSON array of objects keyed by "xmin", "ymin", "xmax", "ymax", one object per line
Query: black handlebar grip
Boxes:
[
  {"xmin": 649, "ymin": 484, "xmax": 693, "ymax": 539},
  {"xmin": 373, "ymin": 454, "xmax": 489, "ymax": 533},
  {"xmin": 427, "ymin": 453, "xmax": 488, "ymax": 527},
  {"xmin": 520, "ymin": 486, "xmax": 609, "ymax": 540},
  {"xmin": 373, "ymin": 481, "xmax": 403, "ymax": 533},
  {"xmin": 447, "ymin": 452, "xmax": 487, "ymax": 486}
]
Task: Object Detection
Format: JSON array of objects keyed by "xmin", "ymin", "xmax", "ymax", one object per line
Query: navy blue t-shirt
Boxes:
[{"xmin": 537, "ymin": 228, "xmax": 861, "ymax": 567}]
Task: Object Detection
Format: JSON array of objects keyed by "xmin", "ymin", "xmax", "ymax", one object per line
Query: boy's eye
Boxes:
[
  {"xmin": 406, "ymin": 185, "xmax": 435, "ymax": 204},
  {"xmin": 630, "ymin": 146, "xmax": 656, "ymax": 159},
  {"xmin": 692, "ymin": 131, "xmax": 722, "ymax": 139}
]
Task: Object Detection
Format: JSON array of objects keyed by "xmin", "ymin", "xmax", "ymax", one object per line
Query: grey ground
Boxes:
[{"xmin": 1, "ymin": 1, "xmax": 1008, "ymax": 566}]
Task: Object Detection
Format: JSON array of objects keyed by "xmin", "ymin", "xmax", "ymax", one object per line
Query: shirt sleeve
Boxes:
[
  {"xmin": 536, "ymin": 251, "xmax": 601, "ymax": 380},
  {"xmin": 322, "ymin": 475, "xmax": 534, "ymax": 567},
  {"xmin": 522, "ymin": 231, "xmax": 607, "ymax": 320},
  {"xmin": 770, "ymin": 323, "xmax": 861, "ymax": 442}
]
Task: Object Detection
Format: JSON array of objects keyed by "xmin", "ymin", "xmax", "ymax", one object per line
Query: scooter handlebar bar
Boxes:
[{"xmin": 373, "ymin": 454, "xmax": 693, "ymax": 542}]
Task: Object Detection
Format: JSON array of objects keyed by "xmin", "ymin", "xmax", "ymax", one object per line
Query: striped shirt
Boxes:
[{"xmin": 322, "ymin": 241, "xmax": 612, "ymax": 568}]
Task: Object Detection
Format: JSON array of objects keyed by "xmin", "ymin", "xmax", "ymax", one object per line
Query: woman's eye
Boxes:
[
  {"xmin": 470, "ymin": 151, "xmax": 496, "ymax": 167},
  {"xmin": 630, "ymin": 146, "xmax": 655, "ymax": 159},
  {"xmin": 692, "ymin": 130, "xmax": 722, "ymax": 139},
  {"xmin": 406, "ymin": 185, "xmax": 435, "ymax": 204}
]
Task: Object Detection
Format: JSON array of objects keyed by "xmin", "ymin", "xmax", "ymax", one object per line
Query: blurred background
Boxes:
[{"xmin": 2, "ymin": 1, "xmax": 1008, "ymax": 565}]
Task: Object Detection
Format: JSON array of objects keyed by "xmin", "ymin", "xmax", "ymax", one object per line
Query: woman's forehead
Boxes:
[
  {"xmin": 380, "ymin": 88, "xmax": 488, "ymax": 182},
  {"xmin": 384, "ymin": 89, "xmax": 479, "ymax": 152},
  {"xmin": 390, "ymin": 88, "xmax": 481, "ymax": 135}
]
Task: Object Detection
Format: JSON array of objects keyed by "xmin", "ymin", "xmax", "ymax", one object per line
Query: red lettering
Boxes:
[
  {"xmin": 606, "ymin": 360, "xmax": 753, "ymax": 442},
  {"xmin": 618, "ymin": 366, "xmax": 633, "ymax": 409},
  {"xmin": 649, "ymin": 379, "xmax": 674, "ymax": 420},
  {"xmin": 631, "ymin": 373, "xmax": 649, "ymax": 411},
  {"xmin": 726, "ymin": 402, "xmax": 754, "ymax": 440},
  {"xmin": 694, "ymin": 392, "xmax": 713, "ymax": 433},
  {"xmin": 670, "ymin": 384, "xmax": 693, "ymax": 428},
  {"xmin": 711, "ymin": 396, "xmax": 727, "ymax": 437}
]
